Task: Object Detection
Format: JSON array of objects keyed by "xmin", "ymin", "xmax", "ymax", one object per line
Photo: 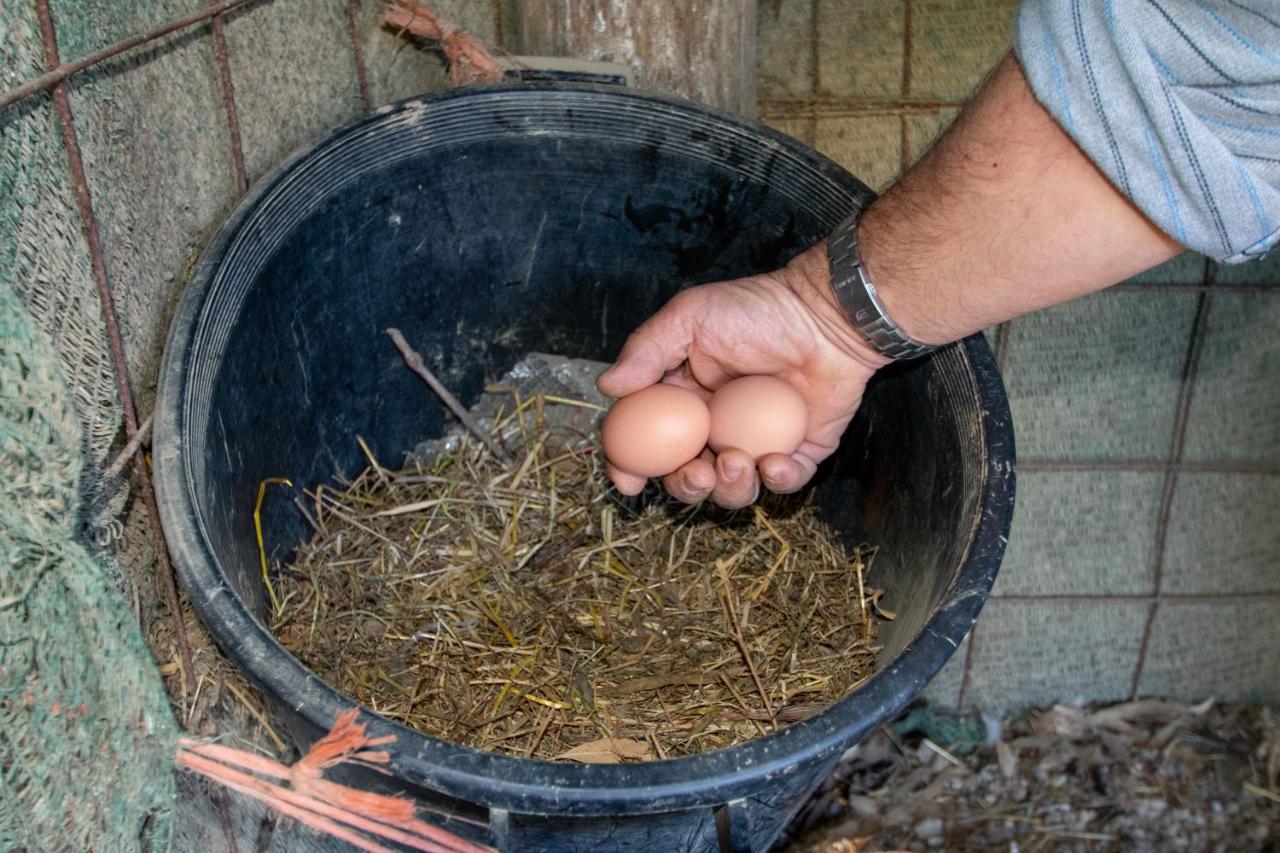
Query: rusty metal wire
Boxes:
[
  {"xmin": 20, "ymin": 0, "xmax": 285, "ymax": 697},
  {"xmin": 0, "ymin": 0, "xmax": 268, "ymax": 110}
]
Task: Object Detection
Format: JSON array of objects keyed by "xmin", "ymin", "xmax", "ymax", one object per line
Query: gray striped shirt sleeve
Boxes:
[{"xmin": 1013, "ymin": 0, "xmax": 1280, "ymax": 264}]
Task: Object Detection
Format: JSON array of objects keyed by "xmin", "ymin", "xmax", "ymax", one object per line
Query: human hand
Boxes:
[{"xmin": 596, "ymin": 244, "xmax": 891, "ymax": 508}]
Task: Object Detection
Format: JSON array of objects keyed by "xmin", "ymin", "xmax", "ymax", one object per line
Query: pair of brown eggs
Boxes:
[{"xmin": 601, "ymin": 375, "xmax": 809, "ymax": 480}]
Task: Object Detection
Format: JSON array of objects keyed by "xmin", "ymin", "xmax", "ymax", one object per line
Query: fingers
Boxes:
[
  {"xmin": 664, "ymin": 449, "xmax": 759, "ymax": 509},
  {"xmin": 709, "ymin": 448, "xmax": 759, "ymax": 509},
  {"xmin": 622, "ymin": 450, "xmax": 817, "ymax": 507},
  {"xmin": 606, "ymin": 464, "xmax": 649, "ymax": 496},
  {"xmin": 597, "ymin": 293, "xmax": 697, "ymax": 399},
  {"xmin": 659, "ymin": 449, "xmax": 812, "ymax": 508},
  {"xmin": 662, "ymin": 451, "xmax": 716, "ymax": 503},
  {"xmin": 663, "ymin": 448, "xmax": 758, "ymax": 509},
  {"xmin": 758, "ymin": 452, "xmax": 818, "ymax": 494}
]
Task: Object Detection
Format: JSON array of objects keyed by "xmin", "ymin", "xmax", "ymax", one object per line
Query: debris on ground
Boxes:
[{"xmin": 784, "ymin": 699, "xmax": 1280, "ymax": 851}]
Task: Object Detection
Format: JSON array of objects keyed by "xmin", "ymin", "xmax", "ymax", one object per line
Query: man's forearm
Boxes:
[{"xmin": 854, "ymin": 54, "xmax": 1182, "ymax": 347}]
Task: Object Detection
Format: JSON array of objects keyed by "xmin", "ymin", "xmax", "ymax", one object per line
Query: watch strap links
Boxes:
[{"xmin": 827, "ymin": 213, "xmax": 935, "ymax": 361}]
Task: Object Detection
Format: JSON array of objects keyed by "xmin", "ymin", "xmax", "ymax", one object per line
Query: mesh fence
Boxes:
[
  {"xmin": 0, "ymin": 275, "xmax": 176, "ymax": 850},
  {"xmin": 0, "ymin": 0, "xmax": 128, "ymax": 559}
]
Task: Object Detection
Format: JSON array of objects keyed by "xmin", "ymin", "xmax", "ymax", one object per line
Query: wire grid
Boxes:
[
  {"xmin": 3, "ymin": 0, "xmax": 513, "ymax": 557},
  {"xmin": 2, "ymin": 5, "xmax": 494, "ymax": 846},
  {"xmin": 3, "ymin": 0, "xmax": 508, "ymax": 705}
]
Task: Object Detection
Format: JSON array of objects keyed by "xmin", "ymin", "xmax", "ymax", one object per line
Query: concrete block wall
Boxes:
[{"xmin": 759, "ymin": 0, "xmax": 1280, "ymax": 708}]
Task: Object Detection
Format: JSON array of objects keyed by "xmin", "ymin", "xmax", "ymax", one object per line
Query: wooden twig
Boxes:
[
  {"xmin": 102, "ymin": 412, "xmax": 154, "ymax": 481},
  {"xmin": 386, "ymin": 328, "xmax": 512, "ymax": 466}
]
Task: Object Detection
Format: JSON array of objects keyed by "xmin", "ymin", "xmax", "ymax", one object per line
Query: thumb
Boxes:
[{"xmin": 597, "ymin": 294, "xmax": 696, "ymax": 398}]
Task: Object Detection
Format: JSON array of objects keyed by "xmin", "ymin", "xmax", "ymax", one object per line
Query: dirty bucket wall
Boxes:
[{"xmin": 3, "ymin": 0, "xmax": 1276, "ymax": 735}]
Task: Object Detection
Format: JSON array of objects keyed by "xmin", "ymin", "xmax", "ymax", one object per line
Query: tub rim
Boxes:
[{"xmin": 153, "ymin": 82, "xmax": 1015, "ymax": 817}]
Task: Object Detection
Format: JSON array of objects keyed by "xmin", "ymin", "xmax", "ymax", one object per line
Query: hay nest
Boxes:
[{"xmin": 272, "ymin": 359, "xmax": 888, "ymax": 762}]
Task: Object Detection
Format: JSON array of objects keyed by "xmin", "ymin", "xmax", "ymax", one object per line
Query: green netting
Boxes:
[{"xmin": 0, "ymin": 276, "xmax": 176, "ymax": 850}]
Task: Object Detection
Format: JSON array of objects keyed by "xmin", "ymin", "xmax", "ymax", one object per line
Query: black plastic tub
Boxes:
[{"xmin": 154, "ymin": 84, "xmax": 1015, "ymax": 851}]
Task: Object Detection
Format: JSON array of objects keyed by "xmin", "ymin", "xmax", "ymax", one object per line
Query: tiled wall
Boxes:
[
  {"xmin": 759, "ymin": 0, "xmax": 1280, "ymax": 708},
  {"xmin": 3, "ymin": 0, "xmax": 1275, "ymax": 711}
]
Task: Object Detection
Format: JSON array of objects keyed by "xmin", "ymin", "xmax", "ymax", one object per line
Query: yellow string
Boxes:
[{"xmin": 255, "ymin": 477, "xmax": 293, "ymax": 615}]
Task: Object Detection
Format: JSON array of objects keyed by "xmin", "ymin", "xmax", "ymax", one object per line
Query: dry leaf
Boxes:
[
  {"xmin": 1089, "ymin": 699, "xmax": 1185, "ymax": 731},
  {"xmin": 995, "ymin": 740, "xmax": 1017, "ymax": 778},
  {"xmin": 868, "ymin": 588, "xmax": 897, "ymax": 620},
  {"xmin": 555, "ymin": 737, "xmax": 652, "ymax": 764}
]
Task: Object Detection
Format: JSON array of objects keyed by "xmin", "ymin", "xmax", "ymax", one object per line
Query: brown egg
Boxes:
[
  {"xmin": 601, "ymin": 384, "xmax": 712, "ymax": 478},
  {"xmin": 708, "ymin": 375, "xmax": 808, "ymax": 460}
]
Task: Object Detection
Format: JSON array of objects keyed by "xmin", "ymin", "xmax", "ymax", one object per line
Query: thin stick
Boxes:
[
  {"xmin": 2, "ymin": 0, "xmax": 267, "ymax": 109},
  {"xmin": 717, "ymin": 562, "xmax": 775, "ymax": 723},
  {"xmin": 102, "ymin": 412, "xmax": 154, "ymax": 480},
  {"xmin": 386, "ymin": 328, "xmax": 512, "ymax": 466},
  {"xmin": 223, "ymin": 680, "xmax": 288, "ymax": 753}
]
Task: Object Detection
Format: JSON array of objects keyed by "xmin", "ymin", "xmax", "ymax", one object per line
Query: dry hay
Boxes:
[{"xmin": 272, "ymin": 391, "xmax": 888, "ymax": 761}]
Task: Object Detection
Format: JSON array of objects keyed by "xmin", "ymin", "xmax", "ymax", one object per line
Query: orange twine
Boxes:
[
  {"xmin": 177, "ymin": 709, "xmax": 492, "ymax": 853},
  {"xmin": 384, "ymin": 2, "xmax": 505, "ymax": 87}
]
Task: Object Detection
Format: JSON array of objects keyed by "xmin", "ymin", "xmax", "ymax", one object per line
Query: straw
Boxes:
[{"xmin": 272, "ymin": 395, "xmax": 886, "ymax": 760}]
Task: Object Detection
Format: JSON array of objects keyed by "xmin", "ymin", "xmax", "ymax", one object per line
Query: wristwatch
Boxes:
[{"xmin": 826, "ymin": 211, "xmax": 935, "ymax": 360}]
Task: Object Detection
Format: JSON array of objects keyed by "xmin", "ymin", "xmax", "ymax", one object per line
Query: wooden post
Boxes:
[{"xmin": 516, "ymin": 0, "xmax": 758, "ymax": 117}]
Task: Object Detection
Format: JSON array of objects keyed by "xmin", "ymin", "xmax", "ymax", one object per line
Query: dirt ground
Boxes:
[{"xmin": 783, "ymin": 700, "xmax": 1279, "ymax": 852}]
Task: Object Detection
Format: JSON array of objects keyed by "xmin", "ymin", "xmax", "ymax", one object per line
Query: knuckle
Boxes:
[{"xmin": 667, "ymin": 288, "xmax": 702, "ymax": 314}]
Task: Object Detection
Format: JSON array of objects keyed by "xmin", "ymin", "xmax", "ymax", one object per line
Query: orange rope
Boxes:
[
  {"xmin": 384, "ymin": 2, "xmax": 505, "ymax": 86},
  {"xmin": 178, "ymin": 709, "xmax": 493, "ymax": 853}
]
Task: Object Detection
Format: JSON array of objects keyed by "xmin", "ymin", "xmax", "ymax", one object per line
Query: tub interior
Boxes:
[{"xmin": 182, "ymin": 89, "xmax": 986, "ymax": 686}]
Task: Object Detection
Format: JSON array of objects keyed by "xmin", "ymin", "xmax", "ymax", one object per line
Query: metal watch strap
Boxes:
[{"xmin": 826, "ymin": 212, "xmax": 935, "ymax": 361}]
